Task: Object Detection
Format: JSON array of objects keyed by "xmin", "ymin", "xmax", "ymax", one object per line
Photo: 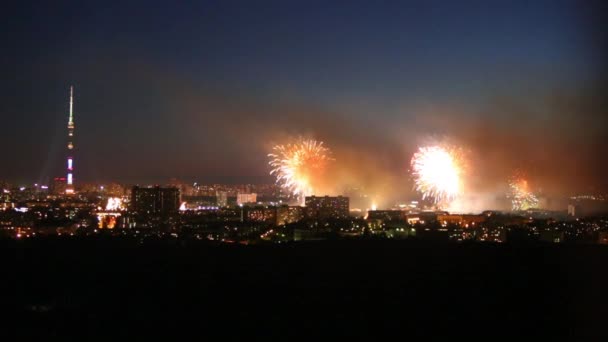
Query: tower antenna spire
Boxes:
[
  {"xmin": 66, "ymin": 85, "xmax": 75, "ymax": 194},
  {"xmin": 68, "ymin": 85, "xmax": 74, "ymax": 126}
]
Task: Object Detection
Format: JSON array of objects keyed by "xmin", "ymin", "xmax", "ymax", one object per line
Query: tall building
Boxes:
[
  {"xmin": 216, "ymin": 191, "xmax": 228, "ymax": 207},
  {"xmin": 305, "ymin": 196, "xmax": 349, "ymax": 220},
  {"xmin": 66, "ymin": 86, "xmax": 75, "ymax": 195},
  {"xmin": 567, "ymin": 204, "xmax": 580, "ymax": 217},
  {"xmin": 131, "ymin": 186, "xmax": 180, "ymax": 214}
]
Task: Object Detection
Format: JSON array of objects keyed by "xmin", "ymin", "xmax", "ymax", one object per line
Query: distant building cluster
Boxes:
[{"xmin": 1, "ymin": 178, "xmax": 608, "ymax": 245}]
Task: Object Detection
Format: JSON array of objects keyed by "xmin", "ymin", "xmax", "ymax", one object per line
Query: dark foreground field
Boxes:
[{"xmin": 2, "ymin": 238, "xmax": 607, "ymax": 340}]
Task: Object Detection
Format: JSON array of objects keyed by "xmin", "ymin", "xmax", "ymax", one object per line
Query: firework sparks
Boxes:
[
  {"xmin": 410, "ymin": 145, "xmax": 465, "ymax": 205},
  {"xmin": 105, "ymin": 197, "xmax": 124, "ymax": 211},
  {"xmin": 508, "ymin": 177, "xmax": 539, "ymax": 210},
  {"xmin": 268, "ymin": 139, "xmax": 332, "ymax": 201}
]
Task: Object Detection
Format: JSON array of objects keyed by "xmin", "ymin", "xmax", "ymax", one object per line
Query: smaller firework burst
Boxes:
[{"xmin": 508, "ymin": 177, "xmax": 539, "ymax": 211}]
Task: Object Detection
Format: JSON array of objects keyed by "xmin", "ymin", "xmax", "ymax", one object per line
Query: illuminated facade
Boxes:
[
  {"xmin": 237, "ymin": 193, "xmax": 257, "ymax": 206},
  {"xmin": 66, "ymin": 86, "xmax": 75, "ymax": 195},
  {"xmin": 245, "ymin": 207, "xmax": 277, "ymax": 223},
  {"xmin": 97, "ymin": 212, "xmax": 121, "ymax": 229},
  {"xmin": 276, "ymin": 205, "xmax": 304, "ymax": 225}
]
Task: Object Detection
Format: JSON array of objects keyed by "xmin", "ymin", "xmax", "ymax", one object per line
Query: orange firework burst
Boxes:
[{"xmin": 268, "ymin": 139, "xmax": 332, "ymax": 200}]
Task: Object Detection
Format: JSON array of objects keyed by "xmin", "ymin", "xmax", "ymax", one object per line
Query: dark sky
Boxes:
[{"xmin": 1, "ymin": 1, "xmax": 607, "ymax": 196}]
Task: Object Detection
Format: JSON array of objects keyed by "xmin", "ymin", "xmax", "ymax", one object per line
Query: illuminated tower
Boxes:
[{"xmin": 66, "ymin": 85, "xmax": 75, "ymax": 195}]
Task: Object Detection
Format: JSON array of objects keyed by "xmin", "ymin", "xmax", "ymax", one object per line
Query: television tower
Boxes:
[{"xmin": 66, "ymin": 85, "xmax": 75, "ymax": 195}]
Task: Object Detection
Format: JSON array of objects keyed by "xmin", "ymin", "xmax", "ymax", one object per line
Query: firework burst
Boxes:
[
  {"xmin": 268, "ymin": 139, "xmax": 332, "ymax": 201},
  {"xmin": 508, "ymin": 176, "xmax": 539, "ymax": 211},
  {"xmin": 410, "ymin": 145, "xmax": 466, "ymax": 205}
]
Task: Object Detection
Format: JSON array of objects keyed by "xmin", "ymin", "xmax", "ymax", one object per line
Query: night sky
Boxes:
[{"xmin": 1, "ymin": 1, "xmax": 606, "ymax": 197}]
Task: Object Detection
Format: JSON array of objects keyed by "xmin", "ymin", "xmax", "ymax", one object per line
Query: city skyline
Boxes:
[
  {"xmin": 2, "ymin": 3, "xmax": 608, "ymax": 338},
  {"xmin": 1, "ymin": 1, "xmax": 607, "ymax": 198}
]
